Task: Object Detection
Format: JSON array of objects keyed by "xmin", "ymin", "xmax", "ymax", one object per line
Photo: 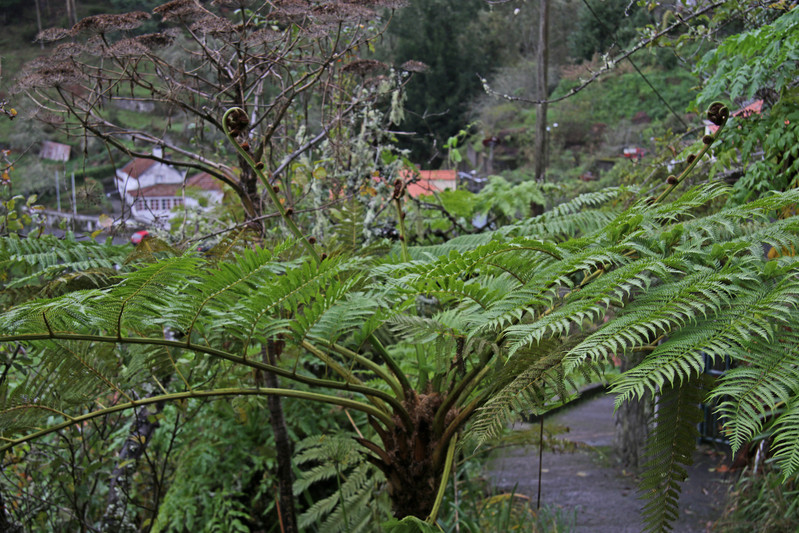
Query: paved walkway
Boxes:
[{"xmin": 487, "ymin": 394, "xmax": 731, "ymax": 532}]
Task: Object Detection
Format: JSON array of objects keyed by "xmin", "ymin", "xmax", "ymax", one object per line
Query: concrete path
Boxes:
[{"xmin": 487, "ymin": 394, "xmax": 731, "ymax": 532}]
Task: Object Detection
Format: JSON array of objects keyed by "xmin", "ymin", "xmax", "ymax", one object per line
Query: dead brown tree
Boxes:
[{"xmin": 15, "ymin": 0, "xmax": 403, "ymax": 225}]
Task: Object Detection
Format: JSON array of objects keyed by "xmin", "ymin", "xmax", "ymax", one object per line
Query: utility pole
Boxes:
[
  {"xmin": 54, "ymin": 170, "xmax": 61, "ymax": 212},
  {"xmin": 533, "ymin": 0, "xmax": 550, "ymax": 182},
  {"xmin": 70, "ymin": 172, "xmax": 76, "ymax": 229}
]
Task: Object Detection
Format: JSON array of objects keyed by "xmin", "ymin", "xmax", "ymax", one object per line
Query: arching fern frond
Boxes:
[
  {"xmin": 639, "ymin": 379, "xmax": 705, "ymax": 533},
  {"xmin": 613, "ymin": 274, "xmax": 799, "ymax": 409},
  {"xmin": 0, "ymin": 233, "xmax": 131, "ymax": 295},
  {"xmin": 294, "ymin": 433, "xmax": 388, "ymax": 533}
]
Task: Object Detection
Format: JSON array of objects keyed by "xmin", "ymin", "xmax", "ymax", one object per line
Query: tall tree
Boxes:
[{"xmin": 384, "ymin": 0, "xmax": 496, "ymax": 165}]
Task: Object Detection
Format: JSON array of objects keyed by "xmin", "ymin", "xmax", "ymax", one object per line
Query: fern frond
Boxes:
[
  {"xmin": 503, "ymin": 258, "xmax": 675, "ymax": 356},
  {"xmin": 468, "ymin": 345, "xmax": 580, "ymax": 447},
  {"xmin": 294, "ymin": 433, "xmax": 387, "ymax": 532},
  {"xmin": 511, "ymin": 209, "xmax": 620, "ymax": 241},
  {"xmin": 564, "ymin": 267, "xmax": 755, "ymax": 372},
  {"xmin": 639, "ymin": 380, "xmax": 704, "ymax": 533},
  {"xmin": 613, "ymin": 274, "xmax": 799, "ymax": 416},
  {"xmin": 771, "ymin": 399, "xmax": 799, "ymax": 478},
  {"xmin": 476, "ymin": 245, "xmax": 633, "ymax": 335},
  {"xmin": 0, "ymin": 340, "xmax": 122, "ymax": 432},
  {"xmin": 0, "ymin": 234, "xmax": 130, "ymax": 291},
  {"xmin": 709, "ymin": 327, "xmax": 799, "ymax": 454}
]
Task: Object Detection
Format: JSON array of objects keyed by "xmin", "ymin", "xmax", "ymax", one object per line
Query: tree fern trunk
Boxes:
[
  {"xmin": 261, "ymin": 345, "xmax": 298, "ymax": 533},
  {"xmin": 614, "ymin": 354, "xmax": 652, "ymax": 469}
]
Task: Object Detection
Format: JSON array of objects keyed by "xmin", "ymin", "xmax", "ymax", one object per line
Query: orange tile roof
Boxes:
[
  {"xmin": 401, "ymin": 169, "xmax": 456, "ymax": 198},
  {"xmin": 708, "ymin": 100, "xmax": 763, "ymax": 133}
]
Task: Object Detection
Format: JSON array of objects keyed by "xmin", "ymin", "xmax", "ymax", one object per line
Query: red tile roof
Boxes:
[
  {"xmin": 328, "ymin": 168, "xmax": 458, "ymax": 200},
  {"xmin": 186, "ymin": 171, "xmax": 224, "ymax": 191},
  {"xmin": 119, "ymin": 158, "xmax": 158, "ymax": 179}
]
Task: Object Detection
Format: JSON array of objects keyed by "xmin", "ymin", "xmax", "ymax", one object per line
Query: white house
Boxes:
[{"xmin": 115, "ymin": 149, "xmax": 224, "ymax": 225}]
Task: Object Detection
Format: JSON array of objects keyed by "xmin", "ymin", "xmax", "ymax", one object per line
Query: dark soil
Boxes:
[{"xmin": 487, "ymin": 394, "xmax": 732, "ymax": 532}]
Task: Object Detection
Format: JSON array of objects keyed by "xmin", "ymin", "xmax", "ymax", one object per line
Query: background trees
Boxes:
[{"xmin": 382, "ymin": 0, "xmax": 496, "ymax": 164}]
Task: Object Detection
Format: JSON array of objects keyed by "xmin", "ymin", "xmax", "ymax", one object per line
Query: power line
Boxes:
[{"xmin": 579, "ymin": 0, "xmax": 690, "ymax": 130}]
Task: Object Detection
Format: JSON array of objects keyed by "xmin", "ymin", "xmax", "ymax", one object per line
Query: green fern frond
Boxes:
[
  {"xmin": 294, "ymin": 433, "xmax": 387, "ymax": 532},
  {"xmin": 771, "ymin": 399, "xmax": 799, "ymax": 478},
  {"xmin": 468, "ymin": 345, "xmax": 580, "ymax": 447},
  {"xmin": 613, "ymin": 274, "xmax": 799, "ymax": 416},
  {"xmin": 0, "ymin": 340, "xmax": 122, "ymax": 432},
  {"xmin": 511, "ymin": 209, "xmax": 621, "ymax": 241},
  {"xmin": 503, "ymin": 258, "xmax": 675, "ymax": 356},
  {"xmin": 475, "ymin": 245, "xmax": 633, "ymax": 335},
  {"xmin": 0, "ymin": 233, "xmax": 130, "ymax": 291},
  {"xmin": 709, "ymin": 328, "xmax": 799, "ymax": 454},
  {"xmin": 639, "ymin": 380, "xmax": 704, "ymax": 533},
  {"xmin": 203, "ymin": 226, "xmax": 260, "ymax": 262},
  {"xmin": 564, "ymin": 267, "xmax": 754, "ymax": 372}
]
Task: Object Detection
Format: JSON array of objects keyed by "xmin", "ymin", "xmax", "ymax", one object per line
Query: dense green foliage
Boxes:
[{"xmin": 2, "ymin": 1, "xmax": 799, "ymax": 532}]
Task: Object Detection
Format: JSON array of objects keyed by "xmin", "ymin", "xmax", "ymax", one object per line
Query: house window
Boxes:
[{"xmin": 161, "ymin": 198, "xmax": 171, "ymax": 210}]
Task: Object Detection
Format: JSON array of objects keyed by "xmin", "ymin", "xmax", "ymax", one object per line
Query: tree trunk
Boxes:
[
  {"xmin": 101, "ymin": 385, "xmax": 168, "ymax": 532},
  {"xmin": 359, "ymin": 391, "xmax": 457, "ymax": 520},
  {"xmin": 613, "ymin": 354, "xmax": 653, "ymax": 469},
  {"xmin": 0, "ymin": 487, "xmax": 23, "ymax": 533},
  {"xmin": 259, "ymin": 342, "xmax": 298, "ymax": 533},
  {"xmin": 34, "ymin": 0, "xmax": 44, "ymax": 49},
  {"xmin": 67, "ymin": 0, "xmax": 78, "ymax": 26},
  {"xmin": 533, "ymin": 0, "xmax": 550, "ymax": 182}
]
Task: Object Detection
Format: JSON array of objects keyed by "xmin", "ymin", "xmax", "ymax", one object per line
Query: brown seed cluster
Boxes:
[
  {"xmin": 401, "ymin": 60, "xmax": 429, "ymax": 73},
  {"xmin": 310, "ymin": 3, "xmax": 375, "ymax": 24},
  {"xmin": 153, "ymin": 0, "xmax": 211, "ymax": 22},
  {"xmin": 666, "ymin": 175, "xmax": 678, "ymax": 185},
  {"xmin": 342, "ymin": 59, "xmax": 388, "ymax": 76},
  {"xmin": 35, "ymin": 27, "xmax": 71, "ymax": 43},
  {"xmin": 190, "ymin": 15, "xmax": 236, "ymax": 36},
  {"xmin": 71, "ymin": 12, "xmax": 151, "ymax": 35}
]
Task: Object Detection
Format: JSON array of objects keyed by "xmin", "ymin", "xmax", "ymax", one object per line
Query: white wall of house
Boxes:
[
  {"xmin": 115, "ymin": 163, "xmax": 186, "ymax": 198},
  {"xmin": 116, "ymin": 156, "xmax": 224, "ymax": 226}
]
